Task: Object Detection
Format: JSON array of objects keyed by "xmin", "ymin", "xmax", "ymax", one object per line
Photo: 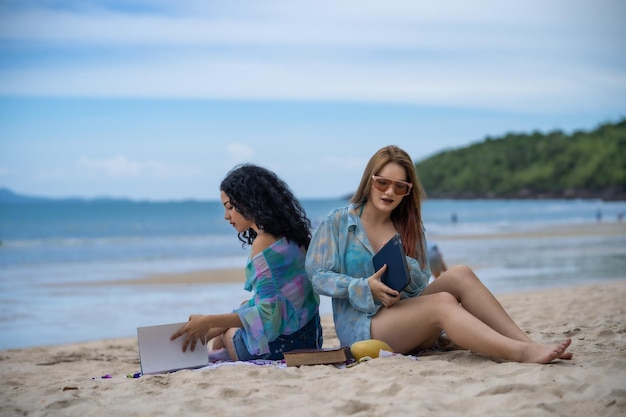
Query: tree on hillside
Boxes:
[{"xmin": 415, "ymin": 119, "xmax": 626, "ymax": 200}]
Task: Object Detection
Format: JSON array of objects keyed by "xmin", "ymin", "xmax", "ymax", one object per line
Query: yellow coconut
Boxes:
[{"xmin": 350, "ymin": 339, "xmax": 393, "ymax": 360}]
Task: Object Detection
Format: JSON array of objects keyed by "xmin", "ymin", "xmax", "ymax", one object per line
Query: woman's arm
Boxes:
[
  {"xmin": 402, "ymin": 235, "xmax": 432, "ymax": 296},
  {"xmin": 305, "ymin": 211, "xmax": 378, "ymax": 313},
  {"xmin": 170, "ymin": 313, "xmax": 242, "ymax": 352},
  {"xmin": 402, "ymin": 256, "xmax": 431, "ymax": 297}
]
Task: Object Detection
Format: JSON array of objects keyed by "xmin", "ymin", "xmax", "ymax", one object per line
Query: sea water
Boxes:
[{"xmin": 1, "ymin": 198, "xmax": 625, "ymax": 350}]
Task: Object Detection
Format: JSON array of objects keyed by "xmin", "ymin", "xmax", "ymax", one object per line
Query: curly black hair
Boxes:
[{"xmin": 220, "ymin": 164, "xmax": 312, "ymax": 249}]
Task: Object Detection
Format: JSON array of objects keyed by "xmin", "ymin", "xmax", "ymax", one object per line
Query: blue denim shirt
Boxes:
[{"xmin": 305, "ymin": 204, "xmax": 431, "ymax": 346}]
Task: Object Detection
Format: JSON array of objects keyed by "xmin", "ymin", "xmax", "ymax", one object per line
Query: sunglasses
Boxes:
[{"xmin": 371, "ymin": 176, "xmax": 413, "ymax": 196}]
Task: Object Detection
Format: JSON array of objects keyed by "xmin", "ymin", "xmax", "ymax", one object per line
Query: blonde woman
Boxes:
[{"xmin": 305, "ymin": 145, "xmax": 571, "ymax": 363}]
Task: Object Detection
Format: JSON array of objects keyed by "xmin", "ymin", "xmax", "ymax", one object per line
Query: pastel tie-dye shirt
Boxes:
[
  {"xmin": 234, "ymin": 237, "xmax": 320, "ymax": 355},
  {"xmin": 305, "ymin": 204, "xmax": 430, "ymax": 346}
]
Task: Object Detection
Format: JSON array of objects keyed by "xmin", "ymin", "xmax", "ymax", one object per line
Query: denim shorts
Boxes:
[{"xmin": 233, "ymin": 313, "xmax": 323, "ymax": 361}]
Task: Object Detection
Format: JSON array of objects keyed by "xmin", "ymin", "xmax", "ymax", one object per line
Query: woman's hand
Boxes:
[
  {"xmin": 368, "ymin": 264, "xmax": 401, "ymax": 307},
  {"xmin": 170, "ymin": 314, "xmax": 215, "ymax": 352}
]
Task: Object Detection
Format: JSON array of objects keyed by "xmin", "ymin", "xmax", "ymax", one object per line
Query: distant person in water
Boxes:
[{"xmin": 428, "ymin": 244, "xmax": 448, "ymax": 278}]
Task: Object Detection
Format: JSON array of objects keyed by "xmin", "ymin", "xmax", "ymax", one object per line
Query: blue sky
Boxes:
[{"xmin": 0, "ymin": 0, "xmax": 624, "ymax": 200}]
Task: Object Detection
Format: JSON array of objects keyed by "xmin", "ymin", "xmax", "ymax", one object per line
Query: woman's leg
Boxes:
[
  {"xmin": 222, "ymin": 328, "xmax": 240, "ymax": 360},
  {"xmin": 211, "ymin": 334, "xmax": 226, "ymax": 350},
  {"xmin": 421, "ymin": 265, "xmax": 573, "ymax": 359},
  {"xmin": 421, "ymin": 265, "xmax": 533, "ymax": 343},
  {"xmin": 371, "ymin": 292, "xmax": 571, "ymax": 363},
  {"xmin": 207, "ymin": 328, "xmax": 238, "ymax": 361}
]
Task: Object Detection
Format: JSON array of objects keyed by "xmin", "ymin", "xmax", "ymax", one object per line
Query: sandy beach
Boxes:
[{"xmin": 1, "ymin": 277, "xmax": 625, "ymax": 417}]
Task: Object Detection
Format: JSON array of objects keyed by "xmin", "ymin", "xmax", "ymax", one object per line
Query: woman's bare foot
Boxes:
[{"xmin": 519, "ymin": 338, "xmax": 572, "ymax": 364}]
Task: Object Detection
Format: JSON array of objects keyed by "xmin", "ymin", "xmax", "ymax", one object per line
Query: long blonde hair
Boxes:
[{"xmin": 350, "ymin": 145, "xmax": 427, "ymax": 264}]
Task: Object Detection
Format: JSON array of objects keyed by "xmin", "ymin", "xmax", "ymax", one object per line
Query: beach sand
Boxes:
[{"xmin": 1, "ymin": 278, "xmax": 625, "ymax": 417}]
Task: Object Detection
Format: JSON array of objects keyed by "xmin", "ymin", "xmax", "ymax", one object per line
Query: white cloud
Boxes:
[
  {"xmin": 320, "ymin": 155, "xmax": 369, "ymax": 171},
  {"xmin": 76, "ymin": 155, "xmax": 199, "ymax": 178},
  {"xmin": 2, "ymin": 52, "xmax": 622, "ymax": 113},
  {"xmin": 0, "ymin": 0, "xmax": 623, "ymax": 112},
  {"xmin": 1, "ymin": 0, "xmax": 622, "ymax": 49},
  {"xmin": 225, "ymin": 144, "xmax": 255, "ymax": 166}
]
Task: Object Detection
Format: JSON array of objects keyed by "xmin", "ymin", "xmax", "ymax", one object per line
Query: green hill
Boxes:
[{"xmin": 415, "ymin": 119, "xmax": 626, "ymax": 200}]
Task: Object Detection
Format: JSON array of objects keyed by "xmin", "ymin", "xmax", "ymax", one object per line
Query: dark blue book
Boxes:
[{"xmin": 372, "ymin": 234, "xmax": 411, "ymax": 291}]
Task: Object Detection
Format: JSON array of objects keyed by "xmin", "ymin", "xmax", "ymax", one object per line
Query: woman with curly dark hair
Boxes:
[{"xmin": 171, "ymin": 164, "xmax": 322, "ymax": 361}]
